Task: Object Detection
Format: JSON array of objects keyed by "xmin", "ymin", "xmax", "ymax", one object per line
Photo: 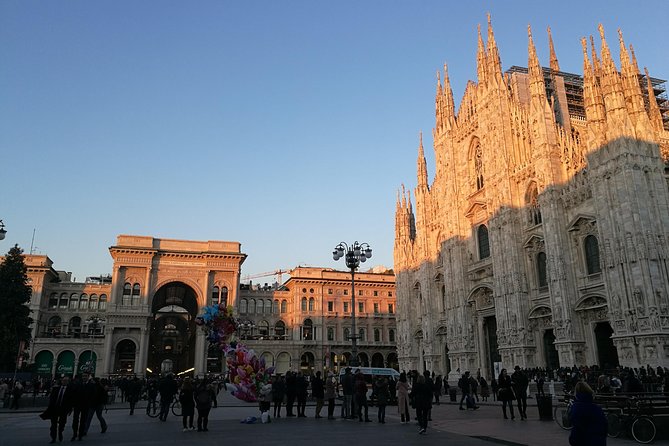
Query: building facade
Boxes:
[
  {"xmin": 218, "ymin": 266, "xmax": 398, "ymax": 375},
  {"xmin": 394, "ymin": 19, "xmax": 669, "ymax": 381},
  {"xmin": 23, "ymin": 238, "xmax": 397, "ymax": 378}
]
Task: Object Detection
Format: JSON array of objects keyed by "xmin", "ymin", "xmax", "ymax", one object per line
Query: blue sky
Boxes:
[{"xmin": 1, "ymin": 1, "xmax": 667, "ymax": 281}]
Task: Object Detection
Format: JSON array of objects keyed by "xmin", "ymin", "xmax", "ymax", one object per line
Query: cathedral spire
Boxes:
[
  {"xmin": 598, "ymin": 24, "xmax": 632, "ymax": 138},
  {"xmin": 547, "ymin": 26, "xmax": 560, "ymax": 72},
  {"xmin": 581, "ymin": 37, "xmax": 606, "ymax": 149},
  {"xmin": 417, "ymin": 132, "xmax": 429, "ymax": 188},
  {"xmin": 476, "ymin": 24, "xmax": 487, "ymax": 85},
  {"xmin": 486, "ymin": 13, "xmax": 502, "ymax": 81},
  {"xmin": 629, "ymin": 44, "xmax": 640, "ymax": 74},
  {"xmin": 527, "ymin": 25, "xmax": 545, "ymax": 99},
  {"xmin": 442, "ymin": 63, "xmax": 456, "ymax": 131},
  {"xmin": 645, "ymin": 67, "xmax": 665, "ymax": 132},
  {"xmin": 618, "ymin": 29, "xmax": 649, "ymax": 133},
  {"xmin": 590, "ymin": 35, "xmax": 601, "ymax": 77}
]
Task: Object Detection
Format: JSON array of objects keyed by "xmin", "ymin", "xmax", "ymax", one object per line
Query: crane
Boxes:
[{"xmin": 241, "ymin": 269, "xmax": 291, "ymax": 285}]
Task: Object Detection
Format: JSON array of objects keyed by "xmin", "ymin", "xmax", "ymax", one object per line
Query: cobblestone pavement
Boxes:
[{"xmin": 1, "ymin": 393, "xmax": 667, "ymax": 446}]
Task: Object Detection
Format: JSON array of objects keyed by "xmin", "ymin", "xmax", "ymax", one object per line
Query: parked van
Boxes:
[{"xmin": 338, "ymin": 367, "xmax": 400, "ymax": 405}]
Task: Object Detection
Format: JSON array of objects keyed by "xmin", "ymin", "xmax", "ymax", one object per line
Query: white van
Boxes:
[{"xmin": 338, "ymin": 367, "xmax": 400, "ymax": 405}]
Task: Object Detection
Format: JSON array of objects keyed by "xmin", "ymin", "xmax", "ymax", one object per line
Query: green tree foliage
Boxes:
[{"xmin": 0, "ymin": 245, "xmax": 33, "ymax": 372}]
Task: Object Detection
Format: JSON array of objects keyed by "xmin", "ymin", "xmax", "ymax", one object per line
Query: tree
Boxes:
[{"xmin": 0, "ymin": 245, "xmax": 33, "ymax": 372}]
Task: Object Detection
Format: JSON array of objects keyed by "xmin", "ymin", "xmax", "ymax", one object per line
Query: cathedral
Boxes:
[{"xmin": 394, "ymin": 17, "xmax": 669, "ymax": 382}]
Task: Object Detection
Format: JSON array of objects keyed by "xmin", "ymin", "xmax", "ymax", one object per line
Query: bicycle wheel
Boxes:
[
  {"xmin": 606, "ymin": 412, "xmax": 622, "ymax": 438},
  {"xmin": 554, "ymin": 404, "xmax": 572, "ymax": 430},
  {"xmin": 146, "ymin": 396, "xmax": 160, "ymax": 418},
  {"xmin": 631, "ymin": 416, "xmax": 656, "ymax": 444},
  {"xmin": 171, "ymin": 400, "xmax": 182, "ymax": 417}
]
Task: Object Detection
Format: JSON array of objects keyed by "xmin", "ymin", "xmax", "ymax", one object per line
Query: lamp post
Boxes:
[
  {"xmin": 0, "ymin": 220, "xmax": 6, "ymax": 240},
  {"xmin": 332, "ymin": 241, "xmax": 372, "ymax": 367},
  {"xmin": 84, "ymin": 315, "xmax": 105, "ymax": 375},
  {"xmin": 239, "ymin": 320, "xmax": 255, "ymax": 340}
]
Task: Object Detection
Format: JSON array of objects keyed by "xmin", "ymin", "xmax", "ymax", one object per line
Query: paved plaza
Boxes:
[{"xmin": 1, "ymin": 392, "xmax": 668, "ymax": 446}]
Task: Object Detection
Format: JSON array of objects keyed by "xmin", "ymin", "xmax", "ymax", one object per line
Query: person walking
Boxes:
[
  {"xmin": 325, "ymin": 372, "xmax": 337, "ymax": 420},
  {"xmin": 311, "ymin": 371, "xmax": 325, "ymax": 419},
  {"xmin": 70, "ymin": 375, "xmax": 92, "ymax": 441},
  {"xmin": 341, "ymin": 368, "xmax": 354, "ymax": 419},
  {"xmin": 84, "ymin": 378, "xmax": 107, "ymax": 435},
  {"xmin": 479, "ymin": 376, "xmax": 490, "ymax": 402},
  {"xmin": 44, "ymin": 376, "xmax": 73, "ymax": 443},
  {"xmin": 126, "ymin": 377, "xmax": 141, "ymax": 415},
  {"xmin": 10, "ymin": 381, "xmax": 23, "ymax": 410},
  {"xmin": 195, "ymin": 381, "xmax": 214, "ymax": 432},
  {"xmin": 271, "ymin": 374, "xmax": 285, "ymax": 419},
  {"xmin": 511, "ymin": 366, "xmax": 529, "ymax": 420},
  {"xmin": 491, "ymin": 377, "xmax": 499, "ymax": 401},
  {"xmin": 179, "ymin": 378, "xmax": 195, "ymax": 431},
  {"xmin": 412, "ymin": 374, "xmax": 432, "ymax": 435},
  {"xmin": 158, "ymin": 374, "xmax": 178, "ymax": 422},
  {"xmin": 433, "ymin": 375, "xmax": 442, "ymax": 405},
  {"xmin": 569, "ymin": 381, "xmax": 607, "ymax": 446},
  {"xmin": 285, "ymin": 371, "xmax": 297, "ymax": 417},
  {"xmin": 374, "ymin": 376, "xmax": 390, "ymax": 424},
  {"xmin": 498, "ymin": 369, "xmax": 516, "ymax": 420},
  {"xmin": 396, "ymin": 372, "xmax": 410, "ymax": 424},
  {"xmin": 296, "ymin": 372, "xmax": 308, "ymax": 417},
  {"xmin": 354, "ymin": 371, "xmax": 371, "ymax": 422},
  {"xmin": 145, "ymin": 378, "xmax": 159, "ymax": 417}
]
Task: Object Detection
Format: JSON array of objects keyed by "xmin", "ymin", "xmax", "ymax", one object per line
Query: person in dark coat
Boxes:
[
  {"xmin": 311, "ymin": 371, "xmax": 325, "ymax": 418},
  {"xmin": 511, "ymin": 366, "xmax": 529, "ymax": 420},
  {"xmin": 84, "ymin": 377, "xmax": 108, "ymax": 434},
  {"xmin": 569, "ymin": 381, "xmax": 607, "ymax": 446},
  {"xmin": 296, "ymin": 372, "xmax": 308, "ymax": 417},
  {"xmin": 195, "ymin": 382, "xmax": 215, "ymax": 431},
  {"xmin": 411, "ymin": 374, "xmax": 432, "ymax": 434},
  {"xmin": 374, "ymin": 376, "xmax": 390, "ymax": 424},
  {"xmin": 498, "ymin": 369, "xmax": 516, "ymax": 420},
  {"xmin": 341, "ymin": 368, "xmax": 355, "ymax": 419},
  {"xmin": 70, "ymin": 375, "xmax": 94, "ymax": 441},
  {"xmin": 44, "ymin": 376, "xmax": 73, "ymax": 443},
  {"xmin": 271, "ymin": 374, "xmax": 286, "ymax": 418},
  {"xmin": 126, "ymin": 377, "xmax": 142, "ymax": 415},
  {"xmin": 285, "ymin": 371, "xmax": 297, "ymax": 417},
  {"xmin": 158, "ymin": 374, "xmax": 178, "ymax": 422},
  {"xmin": 354, "ymin": 371, "xmax": 371, "ymax": 422},
  {"xmin": 179, "ymin": 378, "xmax": 195, "ymax": 431}
]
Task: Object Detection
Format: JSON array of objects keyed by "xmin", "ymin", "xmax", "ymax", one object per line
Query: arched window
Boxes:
[
  {"xmin": 249, "ymin": 299, "xmax": 256, "ymax": 314},
  {"xmin": 327, "ymin": 327, "xmax": 335, "ymax": 341},
  {"xmin": 47, "ymin": 316, "xmax": 62, "ymax": 336},
  {"xmin": 257, "ymin": 300, "xmax": 264, "ymax": 315},
  {"xmin": 274, "ymin": 321, "xmax": 286, "ymax": 338},
  {"xmin": 79, "ymin": 294, "xmax": 88, "ymax": 310},
  {"xmin": 69, "ymin": 293, "xmax": 79, "ymax": 310},
  {"xmin": 585, "ymin": 235, "xmax": 601, "ymax": 274},
  {"xmin": 49, "ymin": 293, "xmax": 58, "ymax": 309},
  {"xmin": 132, "ymin": 283, "xmax": 141, "ymax": 306},
  {"xmin": 527, "ymin": 183, "xmax": 542, "ymax": 225},
  {"xmin": 280, "ymin": 300, "xmax": 287, "ymax": 313},
  {"xmin": 301, "ymin": 297, "xmax": 307, "ymax": 311},
  {"xmin": 308, "ymin": 297, "xmax": 315, "ymax": 312},
  {"xmin": 477, "ymin": 225, "xmax": 490, "ymax": 260},
  {"xmin": 273, "ymin": 299, "xmax": 279, "ymax": 314},
  {"xmin": 474, "ymin": 142, "xmax": 484, "ymax": 190},
  {"xmin": 59, "ymin": 293, "xmax": 68, "ymax": 309},
  {"xmin": 302, "ymin": 319, "xmax": 313, "ymax": 340},
  {"xmin": 240, "ymin": 299, "xmax": 248, "ymax": 314},
  {"xmin": 68, "ymin": 316, "xmax": 81, "ymax": 337},
  {"xmin": 89, "ymin": 294, "xmax": 98, "ymax": 310},
  {"xmin": 211, "ymin": 286, "xmax": 219, "ymax": 305},
  {"xmin": 374, "ymin": 328, "xmax": 381, "ymax": 342},
  {"xmin": 220, "ymin": 287, "xmax": 228, "ymax": 307},
  {"xmin": 99, "ymin": 294, "xmax": 107, "ymax": 310},
  {"xmin": 389, "ymin": 329, "xmax": 395, "ymax": 343},
  {"xmin": 122, "ymin": 283, "xmax": 132, "ymax": 306},
  {"xmin": 359, "ymin": 328, "xmax": 366, "ymax": 342},
  {"xmin": 344, "ymin": 328, "xmax": 350, "ymax": 341},
  {"xmin": 537, "ymin": 252, "xmax": 548, "ymax": 288},
  {"xmin": 258, "ymin": 321, "xmax": 270, "ymax": 337}
]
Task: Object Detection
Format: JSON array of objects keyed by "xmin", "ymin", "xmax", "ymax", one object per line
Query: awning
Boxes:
[
  {"xmin": 56, "ymin": 350, "xmax": 75, "ymax": 376},
  {"xmin": 34, "ymin": 350, "xmax": 54, "ymax": 375}
]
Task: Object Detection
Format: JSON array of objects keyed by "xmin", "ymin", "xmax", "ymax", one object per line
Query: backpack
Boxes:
[{"xmin": 196, "ymin": 389, "xmax": 211, "ymax": 405}]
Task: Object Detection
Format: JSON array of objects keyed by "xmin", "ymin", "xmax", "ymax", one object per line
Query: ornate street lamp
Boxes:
[
  {"xmin": 332, "ymin": 241, "xmax": 372, "ymax": 367},
  {"xmin": 83, "ymin": 315, "xmax": 105, "ymax": 374},
  {"xmin": 239, "ymin": 320, "xmax": 255, "ymax": 340},
  {"xmin": 0, "ymin": 220, "xmax": 6, "ymax": 240}
]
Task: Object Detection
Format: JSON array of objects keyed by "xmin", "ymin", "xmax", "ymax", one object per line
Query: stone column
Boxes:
[
  {"xmin": 135, "ymin": 327, "xmax": 149, "ymax": 376},
  {"xmin": 194, "ymin": 330, "xmax": 206, "ymax": 376},
  {"xmin": 476, "ymin": 315, "xmax": 488, "ymax": 379},
  {"xmin": 101, "ymin": 327, "xmax": 114, "ymax": 376}
]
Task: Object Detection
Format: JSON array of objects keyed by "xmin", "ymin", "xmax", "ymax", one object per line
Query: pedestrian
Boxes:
[
  {"xmin": 311, "ymin": 371, "xmax": 325, "ymax": 418},
  {"xmin": 158, "ymin": 374, "xmax": 178, "ymax": 422},
  {"xmin": 569, "ymin": 381, "xmax": 607, "ymax": 446},
  {"xmin": 411, "ymin": 374, "xmax": 432, "ymax": 435},
  {"xmin": 433, "ymin": 375, "xmax": 442, "ymax": 405},
  {"xmin": 511, "ymin": 366, "xmax": 528, "ymax": 420},
  {"xmin": 458, "ymin": 371, "xmax": 478, "ymax": 410},
  {"xmin": 325, "ymin": 371, "xmax": 337, "ymax": 420},
  {"xmin": 258, "ymin": 381, "xmax": 272, "ymax": 423},
  {"xmin": 42, "ymin": 376, "xmax": 73, "ymax": 443},
  {"xmin": 470, "ymin": 374, "xmax": 479, "ymax": 402},
  {"xmin": 296, "ymin": 372, "xmax": 308, "ymax": 417},
  {"xmin": 498, "ymin": 369, "xmax": 516, "ymax": 420},
  {"xmin": 536, "ymin": 374, "xmax": 545, "ymax": 396},
  {"xmin": 354, "ymin": 370, "xmax": 371, "ymax": 422},
  {"xmin": 195, "ymin": 381, "xmax": 214, "ymax": 431},
  {"xmin": 127, "ymin": 377, "xmax": 141, "ymax": 415},
  {"xmin": 70, "ymin": 375, "xmax": 91, "ymax": 441},
  {"xmin": 285, "ymin": 371, "xmax": 297, "ymax": 417},
  {"xmin": 396, "ymin": 372, "xmax": 410, "ymax": 423},
  {"xmin": 145, "ymin": 378, "xmax": 159, "ymax": 416},
  {"xmin": 271, "ymin": 374, "xmax": 285, "ymax": 418},
  {"xmin": 179, "ymin": 378, "xmax": 195, "ymax": 431},
  {"xmin": 10, "ymin": 381, "xmax": 23, "ymax": 410},
  {"xmin": 84, "ymin": 378, "xmax": 108, "ymax": 434},
  {"xmin": 491, "ymin": 377, "xmax": 499, "ymax": 401},
  {"xmin": 374, "ymin": 376, "xmax": 389, "ymax": 424},
  {"xmin": 341, "ymin": 368, "xmax": 354, "ymax": 419},
  {"xmin": 0, "ymin": 380, "xmax": 8, "ymax": 408}
]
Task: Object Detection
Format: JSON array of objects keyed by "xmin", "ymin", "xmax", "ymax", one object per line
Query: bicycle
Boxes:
[
  {"xmin": 554, "ymin": 392, "xmax": 574, "ymax": 430},
  {"xmin": 146, "ymin": 394, "xmax": 181, "ymax": 418},
  {"xmin": 606, "ymin": 397, "xmax": 656, "ymax": 444}
]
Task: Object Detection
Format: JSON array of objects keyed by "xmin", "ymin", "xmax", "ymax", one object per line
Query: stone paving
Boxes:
[{"xmin": 1, "ymin": 393, "xmax": 667, "ymax": 446}]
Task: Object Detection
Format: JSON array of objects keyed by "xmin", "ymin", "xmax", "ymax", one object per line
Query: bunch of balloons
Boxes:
[{"xmin": 195, "ymin": 304, "xmax": 238, "ymax": 346}]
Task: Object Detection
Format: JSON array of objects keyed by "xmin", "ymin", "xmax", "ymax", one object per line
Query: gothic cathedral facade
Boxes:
[{"xmin": 394, "ymin": 18, "xmax": 669, "ymax": 381}]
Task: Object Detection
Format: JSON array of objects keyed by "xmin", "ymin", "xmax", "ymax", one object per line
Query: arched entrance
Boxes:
[
  {"xmin": 114, "ymin": 340, "xmax": 136, "ymax": 374},
  {"xmin": 543, "ymin": 329, "xmax": 559, "ymax": 370},
  {"xmin": 35, "ymin": 350, "xmax": 54, "ymax": 377},
  {"xmin": 149, "ymin": 282, "xmax": 199, "ymax": 376},
  {"xmin": 594, "ymin": 322, "xmax": 619, "ymax": 369},
  {"xmin": 55, "ymin": 351, "xmax": 75, "ymax": 377},
  {"xmin": 387, "ymin": 352, "xmax": 399, "ymax": 370},
  {"xmin": 276, "ymin": 352, "xmax": 291, "ymax": 374},
  {"xmin": 483, "ymin": 316, "xmax": 500, "ymax": 376},
  {"xmin": 357, "ymin": 352, "xmax": 370, "ymax": 367},
  {"xmin": 371, "ymin": 353, "xmax": 384, "ymax": 368},
  {"xmin": 300, "ymin": 352, "xmax": 315, "ymax": 373}
]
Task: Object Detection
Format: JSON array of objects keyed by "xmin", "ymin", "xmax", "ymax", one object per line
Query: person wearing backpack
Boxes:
[{"xmin": 195, "ymin": 381, "xmax": 214, "ymax": 432}]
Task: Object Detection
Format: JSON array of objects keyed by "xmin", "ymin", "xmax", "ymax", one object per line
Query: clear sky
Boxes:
[{"xmin": 1, "ymin": 1, "xmax": 667, "ymax": 282}]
